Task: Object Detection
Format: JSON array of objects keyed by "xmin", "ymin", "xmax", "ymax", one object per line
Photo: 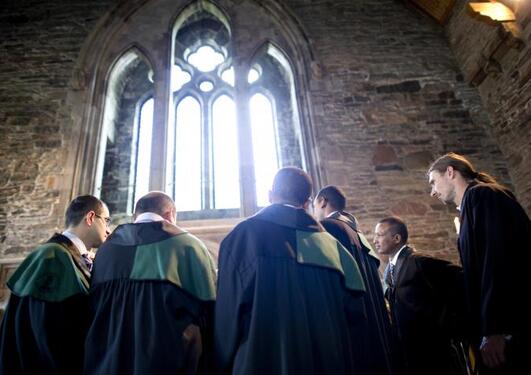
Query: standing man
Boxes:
[
  {"xmin": 313, "ymin": 185, "xmax": 397, "ymax": 375},
  {"xmin": 215, "ymin": 167, "xmax": 366, "ymax": 375},
  {"xmin": 84, "ymin": 191, "xmax": 216, "ymax": 375},
  {"xmin": 374, "ymin": 216, "xmax": 466, "ymax": 375},
  {"xmin": 0, "ymin": 195, "xmax": 110, "ymax": 374},
  {"xmin": 428, "ymin": 152, "xmax": 530, "ymax": 374}
]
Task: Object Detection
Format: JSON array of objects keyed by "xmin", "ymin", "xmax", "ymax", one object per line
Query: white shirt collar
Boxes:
[
  {"xmin": 326, "ymin": 210, "xmax": 340, "ymax": 218},
  {"xmin": 390, "ymin": 244, "xmax": 407, "ymax": 266},
  {"xmin": 62, "ymin": 230, "xmax": 88, "ymax": 255},
  {"xmin": 134, "ymin": 212, "xmax": 165, "ymax": 223}
]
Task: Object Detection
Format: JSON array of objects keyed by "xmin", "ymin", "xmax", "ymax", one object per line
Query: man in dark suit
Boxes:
[
  {"xmin": 313, "ymin": 185, "xmax": 397, "ymax": 375},
  {"xmin": 374, "ymin": 216, "xmax": 466, "ymax": 375},
  {"xmin": 428, "ymin": 152, "xmax": 530, "ymax": 374}
]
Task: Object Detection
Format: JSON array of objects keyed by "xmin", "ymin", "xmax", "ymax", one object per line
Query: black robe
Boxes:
[
  {"xmin": 84, "ymin": 221, "xmax": 217, "ymax": 375},
  {"xmin": 458, "ymin": 183, "xmax": 530, "ymax": 373},
  {"xmin": 321, "ymin": 211, "xmax": 398, "ymax": 375},
  {"xmin": 0, "ymin": 234, "xmax": 91, "ymax": 375},
  {"xmin": 384, "ymin": 246, "xmax": 466, "ymax": 375},
  {"xmin": 215, "ymin": 204, "xmax": 366, "ymax": 375}
]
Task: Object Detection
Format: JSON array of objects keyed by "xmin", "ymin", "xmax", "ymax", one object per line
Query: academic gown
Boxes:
[
  {"xmin": 215, "ymin": 204, "xmax": 366, "ymax": 375},
  {"xmin": 0, "ymin": 234, "xmax": 91, "ymax": 375},
  {"xmin": 321, "ymin": 212, "xmax": 398, "ymax": 375},
  {"xmin": 384, "ymin": 246, "xmax": 466, "ymax": 375},
  {"xmin": 84, "ymin": 221, "xmax": 217, "ymax": 375},
  {"xmin": 458, "ymin": 183, "xmax": 531, "ymax": 373}
]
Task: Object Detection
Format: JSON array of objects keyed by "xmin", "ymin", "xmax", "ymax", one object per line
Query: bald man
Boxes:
[
  {"xmin": 215, "ymin": 167, "xmax": 366, "ymax": 375},
  {"xmin": 84, "ymin": 192, "xmax": 217, "ymax": 375}
]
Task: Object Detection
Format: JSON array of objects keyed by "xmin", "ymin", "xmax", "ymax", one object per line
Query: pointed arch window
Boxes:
[{"xmin": 96, "ymin": 2, "xmax": 308, "ymax": 220}]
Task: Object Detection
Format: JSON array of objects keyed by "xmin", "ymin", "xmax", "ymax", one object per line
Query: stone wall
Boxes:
[
  {"xmin": 0, "ymin": 0, "xmax": 525, "ymax": 265},
  {"xmin": 0, "ymin": 0, "xmax": 115, "ymax": 256},
  {"xmin": 287, "ymin": 0, "xmax": 512, "ymax": 262},
  {"xmin": 445, "ymin": 0, "xmax": 531, "ymax": 214}
]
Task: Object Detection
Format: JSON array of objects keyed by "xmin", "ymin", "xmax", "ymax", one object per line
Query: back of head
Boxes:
[
  {"xmin": 271, "ymin": 167, "xmax": 313, "ymax": 206},
  {"xmin": 316, "ymin": 185, "xmax": 347, "ymax": 211},
  {"xmin": 378, "ymin": 216, "xmax": 408, "ymax": 244},
  {"xmin": 428, "ymin": 152, "xmax": 498, "ymax": 184},
  {"xmin": 134, "ymin": 191, "xmax": 175, "ymax": 217},
  {"xmin": 65, "ymin": 195, "xmax": 105, "ymax": 228}
]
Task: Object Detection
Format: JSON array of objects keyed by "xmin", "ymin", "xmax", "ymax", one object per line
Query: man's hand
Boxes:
[{"xmin": 480, "ymin": 334, "xmax": 507, "ymax": 369}]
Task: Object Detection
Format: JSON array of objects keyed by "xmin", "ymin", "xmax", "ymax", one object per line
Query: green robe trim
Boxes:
[
  {"xmin": 296, "ymin": 230, "xmax": 366, "ymax": 292},
  {"xmin": 130, "ymin": 233, "xmax": 216, "ymax": 301},
  {"xmin": 7, "ymin": 243, "xmax": 89, "ymax": 302}
]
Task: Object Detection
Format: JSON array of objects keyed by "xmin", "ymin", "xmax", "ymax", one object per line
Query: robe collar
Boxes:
[
  {"xmin": 47, "ymin": 233, "xmax": 91, "ymax": 281},
  {"xmin": 254, "ymin": 204, "xmax": 322, "ymax": 232}
]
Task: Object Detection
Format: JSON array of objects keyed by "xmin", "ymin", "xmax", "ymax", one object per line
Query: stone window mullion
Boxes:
[{"xmin": 234, "ymin": 61, "xmax": 257, "ymax": 217}]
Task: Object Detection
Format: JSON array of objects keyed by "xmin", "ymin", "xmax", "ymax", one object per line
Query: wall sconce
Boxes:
[
  {"xmin": 468, "ymin": 1, "xmax": 522, "ymax": 41},
  {"xmin": 468, "ymin": 1, "xmax": 516, "ymax": 22},
  {"xmin": 466, "ymin": 0, "xmax": 524, "ymax": 86}
]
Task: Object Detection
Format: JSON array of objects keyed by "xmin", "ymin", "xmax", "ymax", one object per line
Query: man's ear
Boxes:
[
  {"xmin": 85, "ymin": 211, "xmax": 96, "ymax": 227},
  {"xmin": 316, "ymin": 197, "xmax": 327, "ymax": 209},
  {"xmin": 162, "ymin": 208, "xmax": 176, "ymax": 224},
  {"xmin": 446, "ymin": 166, "xmax": 456, "ymax": 179},
  {"xmin": 302, "ymin": 199, "xmax": 311, "ymax": 210},
  {"xmin": 393, "ymin": 233, "xmax": 402, "ymax": 245}
]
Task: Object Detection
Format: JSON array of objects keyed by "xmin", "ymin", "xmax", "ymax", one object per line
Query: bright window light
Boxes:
[
  {"xmin": 174, "ymin": 96, "xmax": 202, "ymax": 211},
  {"xmin": 221, "ymin": 67, "xmax": 234, "ymax": 86},
  {"xmin": 212, "ymin": 95, "xmax": 240, "ymax": 209},
  {"xmin": 250, "ymin": 93, "xmax": 278, "ymax": 207},
  {"xmin": 134, "ymin": 98, "xmax": 153, "ymax": 203},
  {"xmin": 248, "ymin": 67, "xmax": 260, "ymax": 83},
  {"xmin": 199, "ymin": 80, "xmax": 214, "ymax": 92},
  {"xmin": 187, "ymin": 45, "xmax": 225, "ymax": 72},
  {"xmin": 171, "ymin": 64, "xmax": 191, "ymax": 91}
]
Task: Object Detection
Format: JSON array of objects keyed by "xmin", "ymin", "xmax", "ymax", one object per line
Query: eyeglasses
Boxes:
[{"xmin": 95, "ymin": 213, "xmax": 112, "ymax": 227}]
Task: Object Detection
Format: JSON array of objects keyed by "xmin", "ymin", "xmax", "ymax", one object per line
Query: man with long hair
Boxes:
[{"xmin": 428, "ymin": 152, "xmax": 530, "ymax": 374}]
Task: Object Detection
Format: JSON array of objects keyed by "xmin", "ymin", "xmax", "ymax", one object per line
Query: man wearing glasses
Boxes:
[{"xmin": 0, "ymin": 195, "xmax": 110, "ymax": 374}]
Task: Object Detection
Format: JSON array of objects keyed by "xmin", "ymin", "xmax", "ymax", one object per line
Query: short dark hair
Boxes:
[
  {"xmin": 271, "ymin": 167, "xmax": 312, "ymax": 206},
  {"xmin": 65, "ymin": 195, "xmax": 105, "ymax": 227},
  {"xmin": 378, "ymin": 216, "xmax": 408, "ymax": 244},
  {"xmin": 316, "ymin": 185, "xmax": 346, "ymax": 211},
  {"xmin": 134, "ymin": 191, "xmax": 175, "ymax": 217}
]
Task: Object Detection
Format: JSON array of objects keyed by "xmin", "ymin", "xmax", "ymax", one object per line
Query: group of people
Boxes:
[{"xmin": 0, "ymin": 152, "xmax": 528, "ymax": 375}]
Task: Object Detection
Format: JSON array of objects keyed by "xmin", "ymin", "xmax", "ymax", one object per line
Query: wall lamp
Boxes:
[
  {"xmin": 468, "ymin": 0, "xmax": 523, "ymax": 40},
  {"xmin": 469, "ymin": 1, "xmax": 516, "ymax": 21}
]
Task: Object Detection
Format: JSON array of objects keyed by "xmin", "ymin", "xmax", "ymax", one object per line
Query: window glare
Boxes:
[
  {"xmin": 175, "ymin": 96, "xmax": 202, "ymax": 211},
  {"xmin": 187, "ymin": 46, "xmax": 225, "ymax": 72},
  {"xmin": 171, "ymin": 64, "xmax": 191, "ymax": 91},
  {"xmin": 199, "ymin": 80, "xmax": 214, "ymax": 92},
  {"xmin": 250, "ymin": 93, "xmax": 278, "ymax": 207},
  {"xmin": 248, "ymin": 68, "xmax": 260, "ymax": 83},
  {"xmin": 221, "ymin": 67, "xmax": 234, "ymax": 86},
  {"xmin": 135, "ymin": 98, "xmax": 153, "ymax": 203},
  {"xmin": 213, "ymin": 95, "xmax": 240, "ymax": 209}
]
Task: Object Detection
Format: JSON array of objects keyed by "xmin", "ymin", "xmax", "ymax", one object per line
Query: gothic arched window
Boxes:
[{"xmin": 94, "ymin": 1, "xmax": 309, "ymax": 221}]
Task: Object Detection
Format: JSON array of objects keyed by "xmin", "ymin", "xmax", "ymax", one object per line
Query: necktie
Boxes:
[
  {"xmin": 386, "ymin": 263, "xmax": 395, "ymax": 287},
  {"xmin": 81, "ymin": 253, "xmax": 93, "ymax": 272}
]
